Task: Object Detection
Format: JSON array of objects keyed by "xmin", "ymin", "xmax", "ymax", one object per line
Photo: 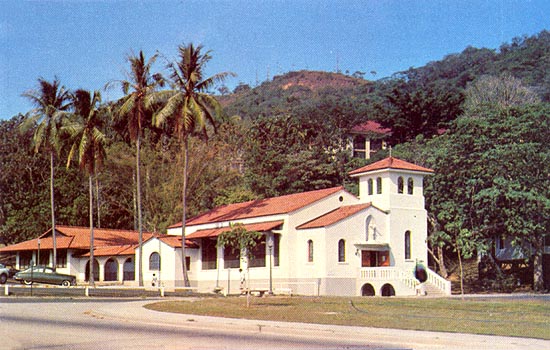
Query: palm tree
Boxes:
[
  {"xmin": 20, "ymin": 78, "xmax": 72, "ymax": 271},
  {"xmin": 65, "ymin": 89, "xmax": 107, "ymax": 287},
  {"xmin": 107, "ymin": 51, "xmax": 163, "ymax": 286},
  {"xmin": 153, "ymin": 43, "xmax": 233, "ymax": 287}
]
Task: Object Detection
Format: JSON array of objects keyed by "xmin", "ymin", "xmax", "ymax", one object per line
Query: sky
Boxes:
[{"xmin": 1, "ymin": 0, "xmax": 549, "ymax": 120}]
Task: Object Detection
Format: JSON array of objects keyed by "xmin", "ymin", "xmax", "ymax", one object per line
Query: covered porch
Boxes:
[{"xmin": 358, "ymin": 266, "xmax": 451, "ymax": 296}]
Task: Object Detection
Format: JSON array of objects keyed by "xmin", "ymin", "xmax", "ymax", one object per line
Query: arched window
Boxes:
[
  {"xmin": 367, "ymin": 178, "xmax": 373, "ymax": 195},
  {"xmin": 404, "ymin": 231, "xmax": 411, "ymax": 260},
  {"xmin": 338, "ymin": 239, "xmax": 346, "ymax": 262},
  {"xmin": 407, "ymin": 177, "xmax": 414, "ymax": 195},
  {"xmin": 376, "ymin": 177, "xmax": 382, "ymax": 194},
  {"xmin": 307, "ymin": 240, "xmax": 314, "ymax": 262},
  {"xmin": 149, "ymin": 252, "xmax": 161, "ymax": 270},
  {"xmin": 398, "ymin": 176, "xmax": 404, "ymax": 194}
]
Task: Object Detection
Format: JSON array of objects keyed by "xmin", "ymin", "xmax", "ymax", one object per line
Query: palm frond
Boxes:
[{"xmin": 152, "ymin": 92, "xmax": 183, "ymax": 128}]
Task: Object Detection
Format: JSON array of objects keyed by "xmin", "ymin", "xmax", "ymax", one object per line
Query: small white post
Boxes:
[
  {"xmin": 160, "ymin": 287, "xmax": 165, "ymax": 297},
  {"xmin": 85, "ymin": 286, "xmax": 89, "ymax": 297},
  {"xmin": 4, "ymin": 284, "xmax": 8, "ymax": 296}
]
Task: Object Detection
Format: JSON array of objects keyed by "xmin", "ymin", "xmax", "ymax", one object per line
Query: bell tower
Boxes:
[{"xmin": 349, "ymin": 157, "xmax": 434, "ymax": 266}]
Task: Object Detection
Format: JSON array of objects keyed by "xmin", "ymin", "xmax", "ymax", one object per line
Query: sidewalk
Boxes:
[{"xmin": 94, "ymin": 299, "xmax": 550, "ymax": 350}]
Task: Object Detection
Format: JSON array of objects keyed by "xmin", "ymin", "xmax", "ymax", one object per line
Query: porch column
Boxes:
[
  {"xmin": 98, "ymin": 260, "xmax": 105, "ymax": 282},
  {"xmin": 118, "ymin": 258, "xmax": 124, "ymax": 282},
  {"xmin": 217, "ymin": 245, "xmax": 224, "ymax": 270}
]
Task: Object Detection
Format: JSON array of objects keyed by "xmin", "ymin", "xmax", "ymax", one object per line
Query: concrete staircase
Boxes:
[{"xmin": 421, "ymin": 281, "xmax": 449, "ymax": 297}]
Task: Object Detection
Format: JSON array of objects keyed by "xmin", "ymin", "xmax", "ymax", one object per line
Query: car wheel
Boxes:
[
  {"xmin": 23, "ymin": 280, "xmax": 32, "ymax": 285},
  {"xmin": 0, "ymin": 274, "xmax": 7, "ymax": 284},
  {"xmin": 61, "ymin": 280, "xmax": 71, "ymax": 287}
]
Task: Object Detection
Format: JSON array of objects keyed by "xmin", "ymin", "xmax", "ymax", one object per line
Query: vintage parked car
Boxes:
[
  {"xmin": 0, "ymin": 264, "xmax": 10, "ymax": 284},
  {"xmin": 14, "ymin": 265, "xmax": 76, "ymax": 287}
]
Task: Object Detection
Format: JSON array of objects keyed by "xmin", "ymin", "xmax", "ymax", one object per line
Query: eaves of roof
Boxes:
[
  {"xmin": 296, "ymin": 203, "xmax": 372, "ymax": 230},
  {"xmin": 186, "ymin": 220, "xmax": 284, "ymax": 240},
  {"xmin": 349, "ymin": 157, "xmax": 434, "ymax": 177}
]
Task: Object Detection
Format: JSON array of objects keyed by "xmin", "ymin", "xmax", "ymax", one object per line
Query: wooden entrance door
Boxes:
[
  {"xmin": 361, "ymin": 250, "xmax": 372, "ymax": 267},
  {"xmin": 362, "ymin": 250, "xmax": 390, "ymax": 267}
]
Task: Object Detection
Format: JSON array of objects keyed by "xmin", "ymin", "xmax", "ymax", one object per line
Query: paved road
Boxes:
[
  {"xmin": 0, "ymin": 297, "xmax": 549, "ymax": 350},
  {"xmin": 0, "ymin": 298, "xmax": 391, "ymax": 349}
]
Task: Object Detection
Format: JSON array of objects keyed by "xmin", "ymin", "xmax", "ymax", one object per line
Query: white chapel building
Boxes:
[{"xmin": 141, "ymin": 156, "xmax": 451, "ymax": 296}]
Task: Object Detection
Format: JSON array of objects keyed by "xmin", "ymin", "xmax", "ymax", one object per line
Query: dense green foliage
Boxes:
[{"xmin": 394, "ymin": 101, "xmax": 550, "ymax": 291}]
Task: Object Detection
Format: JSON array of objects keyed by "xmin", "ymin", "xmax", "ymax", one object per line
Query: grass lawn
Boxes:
[{"xmin": 145, "ymin": 296, "xmax": 550, "ymax": 339}]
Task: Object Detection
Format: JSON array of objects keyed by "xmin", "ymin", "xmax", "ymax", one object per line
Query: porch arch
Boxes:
[
  {"xmin": 104, "ymin": 258, "xmax": 118, "ymax": 281},
  {"xmin": 85, "ymin": 259, "xmax": 99, "ymax": 282},
  {"xmin": 123, "ymin": 257, "xmax": 135, "ymax": 281},
  {"xmin": 380, "ymin": 283, "xmax": 395, "ymax": 297},
  {"xmin": 361, "ymin": 283, "xmax": 375, "ymax": 296}
]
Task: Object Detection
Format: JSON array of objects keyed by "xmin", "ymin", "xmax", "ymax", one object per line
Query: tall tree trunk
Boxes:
[
  {"xmin": 89, "ymin": 175, "xmax": 95, "ymax": 287},
  {"xmin": 437, "ymin": 246, "xmax": 448, "ymax": 278},
  {"xmin": 457, "ymin": 244, "xmax": 464, "ymax": 299},
  {"xmin": 132, "ymin": 171, "xmax": 137, "ymax": 231},
  {"xmin": 95, "ymin": 176, "xmax": 101, "ymax": 229},
  {"xmin": 533, "ymin": 235, "xmax": 544, "ymax": 291},
  {"xmin": 50, "ymin": 151, "xmax": 57, "ymax": 271},
  {"xmin": 136, "ymin": 136, "xmax": 144, "ymax": 287},
  {"xmin": 181, "ymin": 137, "xmax": 190, "ymax": 287},
  {"xmin": 427, "ymin": 214, "xmax": 448, "ymax": 278}
]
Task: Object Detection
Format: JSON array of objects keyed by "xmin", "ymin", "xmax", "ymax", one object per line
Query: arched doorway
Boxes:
[
  {"xmin": 361, "ymin": 283, "xmax": 375, "ymax": 296},
  {"xmin": 104, "ymin": 258, "xmax": 118, "ymax": 281},
  {"xmin": 381, "ymin": 283, "xmax": 395, "ymax": 297},
  {"xmin": 85, "ymin": 259, "xmax": 99, "ymax": 282},
  {"xmin": 123, "ymin": 257, "xmax": 135, "ymax": 281}
]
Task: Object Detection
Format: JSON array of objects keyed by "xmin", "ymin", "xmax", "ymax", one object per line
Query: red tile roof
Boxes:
[
  {"xmin": 296, "ymin": 204, "xmax": 371, "ymax": 229},
  {"xmin": 186, "ymin": 221, "xmax": 284, "ymax": 240},
  {"xmin": 350, "ymin": 121, "xmax": 391, "ymax": 134},
  {"xmin": 81, "ymin": 245, "xmax": 136, "ymax": 257},
  {"xmin": 142, "ymin": 235, "xmax": 198, "ymax": 249},
  {"xmin": 170, "ymin": 187, "xmax": 344, "ymax": 228},
  {"xmin": 349, "ymin": 157, "xmax": 434, "ymax": 176}
]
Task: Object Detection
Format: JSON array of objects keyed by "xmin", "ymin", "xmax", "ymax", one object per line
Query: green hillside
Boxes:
[{"xmin": 223, "ymin": 30, "xmax": 550, "ymax": 145}]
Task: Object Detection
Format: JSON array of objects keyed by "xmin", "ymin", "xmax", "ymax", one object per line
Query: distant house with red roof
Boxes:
[
  {"xmin": 348, "ymin": 120, "xmax": 391, "ymax": 159},
  {"xmin": 1, "ymin": 157, "xmax": 451, "ymax": 296}
]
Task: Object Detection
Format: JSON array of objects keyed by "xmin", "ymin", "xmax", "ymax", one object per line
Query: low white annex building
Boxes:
[{"xmin": 1, "ymin": 157, "xmax": 451, "ymax": 296}]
